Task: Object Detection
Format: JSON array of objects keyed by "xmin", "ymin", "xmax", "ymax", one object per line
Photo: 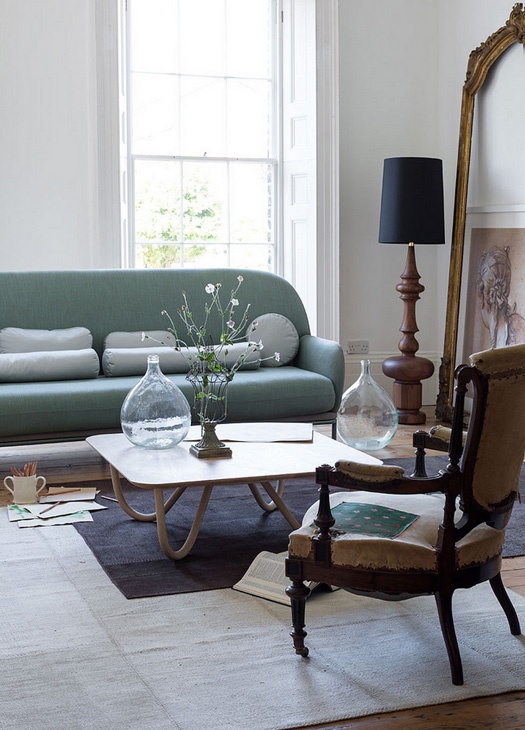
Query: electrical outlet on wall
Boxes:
[{"xmin": 347, "ymin": 340, "xmax": 369, "ymax": 355}]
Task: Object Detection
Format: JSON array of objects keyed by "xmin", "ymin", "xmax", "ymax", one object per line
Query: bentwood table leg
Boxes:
[
  {"xmin": 153, "ymin": 484, "xmax": 214, "ymax": 560},
  {"xmin": 249, "ymin": 480, "xmax": 300, "ymax": 529},
  {"xmin": 248, "ymin": 479, "xmax": 285, "ymax": 512},
  {"xmin": 109, "ymin": 464, "xmax": 187, "ymax": 522}
]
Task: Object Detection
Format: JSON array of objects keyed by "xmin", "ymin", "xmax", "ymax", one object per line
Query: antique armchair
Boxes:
[{"xmin": 286, "ymin": 343, "xmax": 525, "ymax": 685}]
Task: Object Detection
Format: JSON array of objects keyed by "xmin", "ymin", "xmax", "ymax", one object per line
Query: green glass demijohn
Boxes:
[{"xmin": 337, "ymin": 359, "xmax": 398, "ymax": 451}]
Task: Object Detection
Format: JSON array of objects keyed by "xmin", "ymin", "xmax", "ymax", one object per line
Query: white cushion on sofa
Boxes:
[
  {"xmin": 103, "ymin": 347, "xmax": 189, "ymax": 376},
  {"xmin": 246, "ymin": 313, "xmax": 299, "ymax": 366},
  {"xmin": 213, "ymin": 342, "xmax": 260, "ymax": 370},
  {"xmin": 104, "ymin": 330, "xmax": 177, "ymax": 349},
  {"xmin": 103, "ymin": 342, "xmax": 261, "ymax": 377},
  {"xmin": 0, "ymin": 349, "xmax": 100, "ymax": 382},
  {"xmin": 0, "ymin": 327, "xmax": 93, "ymax": 353}
]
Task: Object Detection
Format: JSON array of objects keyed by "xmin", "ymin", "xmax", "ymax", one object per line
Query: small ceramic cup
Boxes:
[{"xmin": 3, "ymin": 475, "xmax": 47, "ymax": 504}]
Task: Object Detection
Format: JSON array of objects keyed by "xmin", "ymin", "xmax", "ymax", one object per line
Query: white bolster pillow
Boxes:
[
  {"xmin": 0, "ymin": 326, "xmax": 93, "ymax": 353},
  {"xmin": 103, "ymin": 347, "xmax": 189, "ymax": 376},
  {"xmin": 103, "ymin": 330, "xmax": 177, "ymax": 349},
  {"xmin": 0, "ymin": 349, "xmax": 100, "ymax": 382},
  {"xmin": 103, "ymin": 342, "xmax": 261, "ymax": 377}
]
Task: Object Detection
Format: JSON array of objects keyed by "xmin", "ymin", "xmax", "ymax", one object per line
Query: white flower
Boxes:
[
  {"xmin": 231, "ymin": 298, "xmax": 239, "ymax": 306},
  {"xmin": 274, "ymin": 352, "xmax": 281, "ymax": 362},
  {"xmin": 237, "ymin": 275, "xmax": 244, "ymax": 282},
  {"xmin": 227, "ymin": 320, "xmax": 235, "ymax": 329},
  {"xmin": 205, "ymin": 283, "xmax": 215, "ymax": 294},
  {"xmin": 256, "ymin": 339, "xmax": 264, "ymax": 351}
]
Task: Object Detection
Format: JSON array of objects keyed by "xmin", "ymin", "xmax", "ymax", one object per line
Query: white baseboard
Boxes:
[{"xmin": 343, "ymin": 351, "xmax": 440, "ymax": 408}]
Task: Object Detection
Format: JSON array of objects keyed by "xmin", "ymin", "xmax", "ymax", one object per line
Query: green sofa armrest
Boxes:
[{"xmin": 294, "ymin": 334, "xmax": 345, "ymax": 410}]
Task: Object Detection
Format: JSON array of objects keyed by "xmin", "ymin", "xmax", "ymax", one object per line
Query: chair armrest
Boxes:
[
  {"xmin": 317, "ymin": 462, "xmax": 457, "ymax": 498},
  {"xmin": 412, "ymin": 426, "xmax": 467, "ymax": 478},
  {"xmin": 294, "ymin": 335, "xmax": 345, "ymax": 410},
  {"xmin": 413, "ymin": 426, "xmax": 451, "ymax": 454},
  {"xmin": 413, "ymin": 425, "xmax": 467, "ymax": 452},
  {"xmin": 335, "ymin": 460, "xmax": 405, "ymax": 482}
]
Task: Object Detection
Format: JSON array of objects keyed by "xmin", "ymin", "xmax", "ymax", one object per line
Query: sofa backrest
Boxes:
[{"xmin": 0, "ymin": 269, "xmax": 311, "ymax": 357}]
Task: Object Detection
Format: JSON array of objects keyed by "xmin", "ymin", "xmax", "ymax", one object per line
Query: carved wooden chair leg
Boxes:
[
  {"xmin": 435, "ymin": 589, "xmax": 464, "ymax": 685},
  {"xmin": 286, "ymin": 579, "xmax": 311, "ymax": 657},
  {"xmin": 490, "ymin": 573, "xmax": 521, "ymax": 635}
]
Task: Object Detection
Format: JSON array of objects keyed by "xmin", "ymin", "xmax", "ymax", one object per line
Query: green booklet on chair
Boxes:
[{"xmin": 330, "ymin": 502, "xmax": 419, "ymax": 539}]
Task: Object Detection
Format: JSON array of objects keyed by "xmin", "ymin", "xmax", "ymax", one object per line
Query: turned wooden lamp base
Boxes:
[
  {"xmin": 382, "ymin": 354, "xmax": 435, "ymax": 425},
  {"xmin": 381, "ymin": 242, "xmax": 436, "ymax": 425}
]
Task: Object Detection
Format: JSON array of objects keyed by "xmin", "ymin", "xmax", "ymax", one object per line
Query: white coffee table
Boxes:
[{"xmin": 87, "ymin": 427, "xmax": 381, "ymax": 560}]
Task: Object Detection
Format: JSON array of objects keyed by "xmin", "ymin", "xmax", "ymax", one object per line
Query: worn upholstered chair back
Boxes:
[{"xmin": 457, "ymin": 344, "xmax": 525, "ymax": 521}]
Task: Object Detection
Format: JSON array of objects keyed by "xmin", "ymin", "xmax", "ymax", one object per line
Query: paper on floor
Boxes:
[
  {"xmin": 17, "ymin": 511, "xmax": 94, "ymax": 528},
  {"xmin": 39, "ymin": 487, "xmax": 99, "ymax": 503}
]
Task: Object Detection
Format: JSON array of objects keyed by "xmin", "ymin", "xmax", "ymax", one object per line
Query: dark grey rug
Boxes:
[
  {"xmin": 73, "ymin": 456, "xmax": 525, "ymax": 599},
  {"xmin": 74, "ymin": 477, "xmax": 320, "ymax": 599}
]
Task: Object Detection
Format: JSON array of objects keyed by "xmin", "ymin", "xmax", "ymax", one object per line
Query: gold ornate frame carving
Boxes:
[{"xmin": 436, "ymin": 3, "xmax": 525, "ymax": 422}]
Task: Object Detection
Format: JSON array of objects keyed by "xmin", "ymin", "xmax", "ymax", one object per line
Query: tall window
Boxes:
[
  {"xmin": 126, "ymin": 0, "xmax": 277, "ymax": 270},
  {"xmin": 113, "ymin": 0, "xmax": 339, "ymax": 337}
]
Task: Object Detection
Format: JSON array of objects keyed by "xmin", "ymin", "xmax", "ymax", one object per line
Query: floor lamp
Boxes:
[{"xmin": 379, "ymin": 157, "xmax": 445, "ymax": 425}]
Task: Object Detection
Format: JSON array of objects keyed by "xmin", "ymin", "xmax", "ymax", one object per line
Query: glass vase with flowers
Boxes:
[{"xmin": 153, "ymin": 276, "xmax": 278, "ymax": 458}]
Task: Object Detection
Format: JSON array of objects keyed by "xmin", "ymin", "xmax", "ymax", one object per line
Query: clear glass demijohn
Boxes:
[
  {"xmin": 121, "ymin": 355, "xmax": 191, "ymax": 449},
  {"xmin": 337, "ymin": 359, "xmax": 398, "ymax": 451}
]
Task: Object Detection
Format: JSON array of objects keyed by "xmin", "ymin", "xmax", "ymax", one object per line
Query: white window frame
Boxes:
[{"xmin": 95, "ymin": 0, "xmax": 338, "ymax": 341}]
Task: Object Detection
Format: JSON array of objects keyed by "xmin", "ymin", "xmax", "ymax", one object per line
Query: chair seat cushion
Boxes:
[{"xmin": 288, "ymin": 491, "xmax": 505, "ymax": 571}]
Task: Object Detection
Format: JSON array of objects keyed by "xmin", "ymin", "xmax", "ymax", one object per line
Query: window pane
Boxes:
[
  {"xmin": 179, "ymin": 0, "xmax": 226, "ymax": 77},
  {"xmin": 230, "ymin": 164, "xmax": 272, "ymax": 243},
  {"xmin": 131, "ymin": 0, "xmax": 178, "ymax": 73},
  {"xmin": 227, "ymin": 79, "xmax": 271, "ymax": 157},
  {"xmin": 230, "ymin": 244, "xmax": 273, "ymax": 271},
  {"xmin": 132, "ymin": 74, "xmax": 179, "ymax": 156},
  {"xmin": 226, "ymin": 0, "xmax": 271, "ymax": 78},
  {"xmin": 180, "ymin": 77, "xmax": 225, "ymax": 156},
  {"xmin": 128, "ymin": 0, "xmax": 277, "ymax": 275},
  {"xmin": 134, "ymin": 161, "xmax": 181, "ymax": 243},
  {"xmin": 182, "ymin": 162, "xmax": 227, "ymax": 243},
  {"xmin": 136, "ymin": 243, "xmax": 181, "ymax": 269},
  {"xmin": 182, "ymin": 244, "xmax": 228, "ymax": 268}
]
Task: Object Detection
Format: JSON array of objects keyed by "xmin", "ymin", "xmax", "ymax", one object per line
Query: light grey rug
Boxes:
[{"xmin": 1, "ymin": 510, "xmax": 525, "ymax": 730}]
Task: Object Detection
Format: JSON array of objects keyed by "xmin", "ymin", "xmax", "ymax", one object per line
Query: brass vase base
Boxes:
[{"xmin": 189, "ymin": 422, "xmax": 232, "ymax": 459}]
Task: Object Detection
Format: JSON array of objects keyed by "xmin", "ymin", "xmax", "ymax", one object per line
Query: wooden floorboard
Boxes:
[{"xmin": 1, "ymin": 409, "xmax": 524, "ymax": 727}]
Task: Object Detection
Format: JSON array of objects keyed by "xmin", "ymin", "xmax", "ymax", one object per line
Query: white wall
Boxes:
[
  {"xmin": 338, "ymin": 0, "xmax": 443, "ymax": 399},
  {"xmin": 0, "ymin": 0, "xmax": 102, "ymax": 270}
]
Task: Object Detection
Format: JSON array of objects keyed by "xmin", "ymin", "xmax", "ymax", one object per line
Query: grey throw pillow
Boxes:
[{"xmin": 246, "ymin": 313, "xmax": 299, "ymax": 366}]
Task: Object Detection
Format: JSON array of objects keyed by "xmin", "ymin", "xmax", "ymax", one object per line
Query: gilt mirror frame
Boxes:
[{"xmin": 436, "ymin": 3, "xmax": 525, "ymax": 422}]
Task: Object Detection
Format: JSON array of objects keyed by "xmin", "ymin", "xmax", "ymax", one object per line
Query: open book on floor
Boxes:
[{"xmin": 233, "ymin": 550, "xmax": 337, "ymax": 605}]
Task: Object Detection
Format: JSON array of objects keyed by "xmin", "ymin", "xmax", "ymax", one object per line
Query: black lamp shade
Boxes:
[{"xmin": 379, "ymin": 157, "xmax": 445, "ymax": 245}]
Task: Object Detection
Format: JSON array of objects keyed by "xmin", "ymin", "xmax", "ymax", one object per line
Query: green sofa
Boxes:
[{"xmin": 0, "ymin": 268, "xmax": 344, "ymax": 444}]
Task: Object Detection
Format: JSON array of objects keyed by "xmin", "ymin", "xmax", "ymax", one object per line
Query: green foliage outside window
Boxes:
[{"xmin": 135, "ymin": 174, "xmax": 222, "ymax": 268}]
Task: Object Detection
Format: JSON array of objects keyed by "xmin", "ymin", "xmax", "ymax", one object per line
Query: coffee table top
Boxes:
[{"xmin": 87, "ymin": 427, "xmax": 382, "ymax": 489}]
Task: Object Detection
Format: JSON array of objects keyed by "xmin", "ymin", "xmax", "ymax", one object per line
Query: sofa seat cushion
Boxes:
[
  {"xmin": 289, "ymin": 491, "xmax": 505, "ymax": 572},
  {"xmin": 223, "ymin": 367, "xmax": 336, "ymax": 421},
  {"xmin": 0, "ymin": 366, "xmax": 336, "ymax": 438}
]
